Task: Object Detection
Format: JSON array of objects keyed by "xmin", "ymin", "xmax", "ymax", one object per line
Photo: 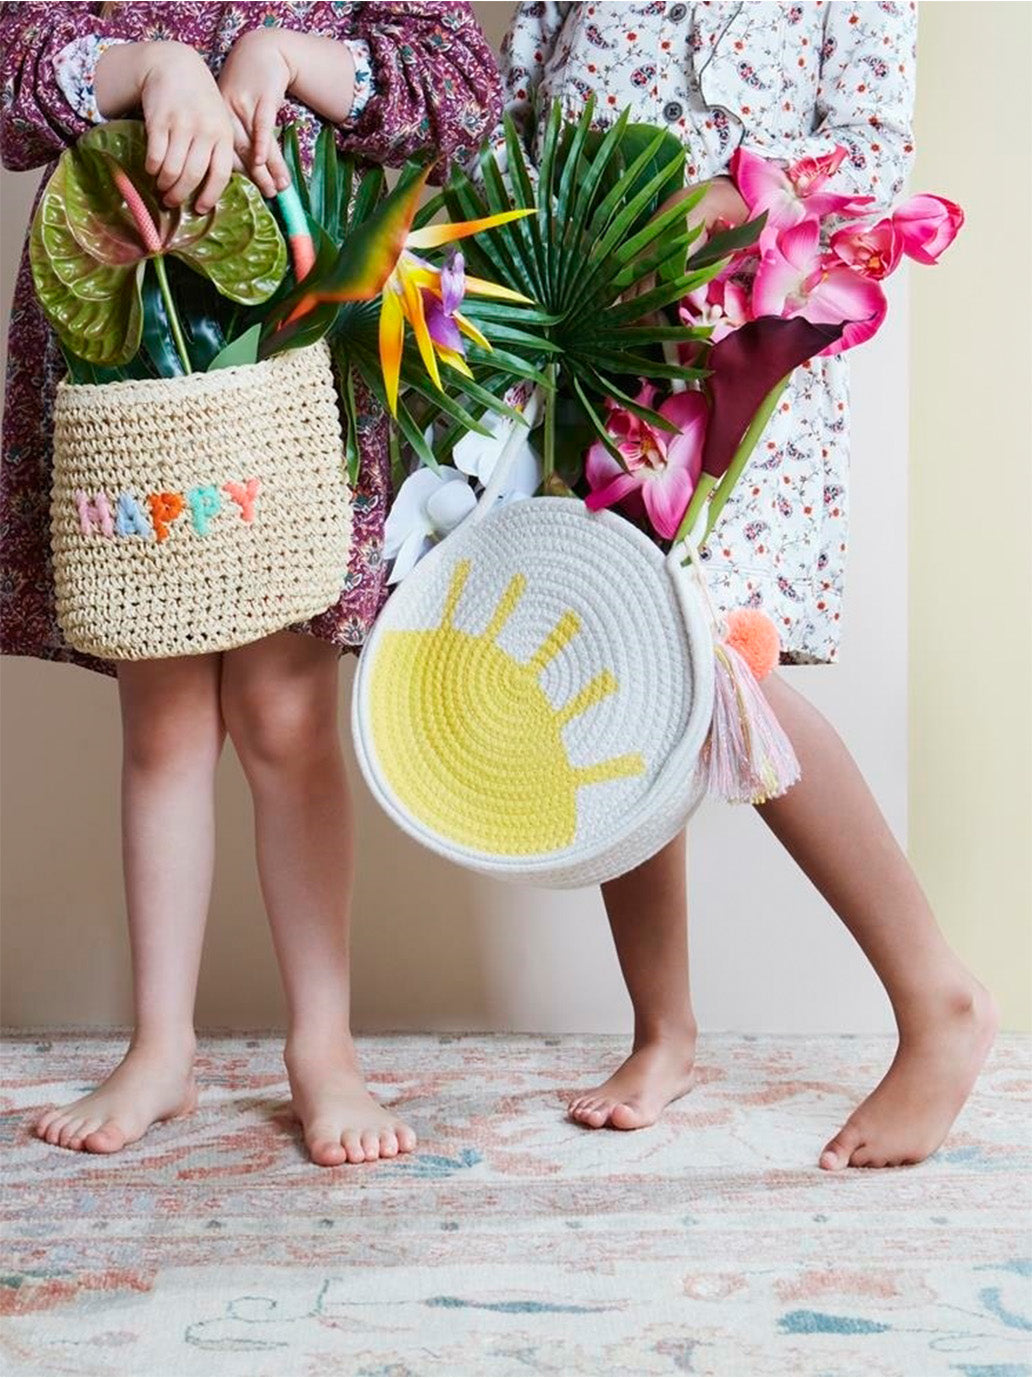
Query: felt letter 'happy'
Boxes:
[
  {"xmin": 75, "ymin": 490, "xmax": 115, "ymax": 537},
  {"xmin": 223, "ymin": 477, "xmax": 261, "ymax": 523},
  {"xmin": 115, "ymin": 492, "xmax": 153, "ymax": 538},
  {"xmin": 187, "ymin": 484, "xmax": 222, "ymax": 537},
  {"xmin": 147, "ymin": 491, "xmax": 186, "ymax": 543}
]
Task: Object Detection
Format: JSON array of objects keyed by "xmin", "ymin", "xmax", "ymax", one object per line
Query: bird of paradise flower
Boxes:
[{"xmin": 265, "ymin": 166, "xmax": 535, "ymax": 415}]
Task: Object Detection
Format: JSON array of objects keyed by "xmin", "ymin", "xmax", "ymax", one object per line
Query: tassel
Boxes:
[
  {"xmin": 675, "ymin": 536, "xmax": 801, "ymax": 805},
  {"xmin": 701, "ymin": 637, "xmax": 801, "ymax": 805}
]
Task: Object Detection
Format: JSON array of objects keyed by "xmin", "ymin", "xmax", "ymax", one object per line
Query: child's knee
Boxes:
[
  {"xmin": 221, "ymin": 680, "xmax": 337, "ymax": 772},
  {"xmin": 122, "ymin": 703, "xmax": 223, "ymax": 775}
]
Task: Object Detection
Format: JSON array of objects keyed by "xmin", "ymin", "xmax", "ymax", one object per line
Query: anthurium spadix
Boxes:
[{"xmin": 264, "ymin": 163, "xmax": 535, "ymax": 413}]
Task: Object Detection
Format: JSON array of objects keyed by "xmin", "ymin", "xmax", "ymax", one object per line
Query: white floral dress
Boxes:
[{"xmin": 500, "ymin": 0, "xmax": 917, "ymax": 663}]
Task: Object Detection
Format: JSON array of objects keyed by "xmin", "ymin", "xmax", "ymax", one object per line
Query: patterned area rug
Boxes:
[{"xmin": 1, "ymin": 1032, "xmax": 1030, "ymax": 1378}]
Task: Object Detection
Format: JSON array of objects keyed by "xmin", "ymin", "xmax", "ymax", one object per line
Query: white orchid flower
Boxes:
[
  {"xmin": 452, "ymin": 385, "xmax": 542, "ymax": 503},
  {"xmin": 383, "ymin": 465, "xmax": 476, "ymax": 585}
]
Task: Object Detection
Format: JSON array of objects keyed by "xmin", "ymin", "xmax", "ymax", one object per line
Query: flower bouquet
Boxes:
[
  {"xmin": 351, "ymin": 100, "xmax": 961, "ymax": 887},
  {"xmin": 30, "ymin": 119, "xmax": 530, "ymax": 661}
]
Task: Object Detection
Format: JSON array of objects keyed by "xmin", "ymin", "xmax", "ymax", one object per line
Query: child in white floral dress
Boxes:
[{"xmin": 500, "ymin": 0, "xmax": 996, "ymax": 1168}]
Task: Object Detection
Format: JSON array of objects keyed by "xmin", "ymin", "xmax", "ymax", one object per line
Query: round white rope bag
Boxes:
[{"xmin": 352, "ymin": 449, "xmax": 715, "ymax": 889}]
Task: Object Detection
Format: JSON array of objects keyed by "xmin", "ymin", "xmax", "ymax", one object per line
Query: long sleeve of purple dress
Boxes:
[
  {"xmin": 0, "ymin": 2, "xmax": 502, "ymax": 677},
  {"xmin": 0, "ymin": 3, "xmax": 131, "ymax": 169}
]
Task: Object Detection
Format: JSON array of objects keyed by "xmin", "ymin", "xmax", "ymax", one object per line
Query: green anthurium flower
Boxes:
[{"xmin": 29, "ymin": 120, "xmax": 286, "ymax": 368}]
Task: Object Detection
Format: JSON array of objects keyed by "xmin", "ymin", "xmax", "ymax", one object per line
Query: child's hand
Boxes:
[
  {"xmin": 96, "ymin": 42, "xmax": 235, "ymax": 213},
  {"xmin": 217, "ymin": 29, "xmax": 294, "ymax": 199}
]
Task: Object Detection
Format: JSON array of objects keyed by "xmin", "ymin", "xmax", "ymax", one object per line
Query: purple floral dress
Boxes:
[{"xmin": 0, "ymin": 2, "xmax": 501, "ymax": 677}]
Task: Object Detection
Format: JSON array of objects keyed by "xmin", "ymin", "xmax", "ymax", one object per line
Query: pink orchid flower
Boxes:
[
  {"xmin": 752, "ymin": 218, "xmax": 886, "ymax": 354},
  {"xmin": 730, "ymin": 145, "xmax": 874, "ymax": 234},
  {"xmin": 584, "ymin": 383, "xmax": 707, "ymax": 539},
  {"xmin": 891, "ymin": 194, "xmax": 964, "ymax": 265},
  {"xmin": 679, "ymin": 273, "xmax": 753, "ymax": 344},
  {"xmin": 829, "ymin": 218, "xmax": 902, "ymax": 280}
]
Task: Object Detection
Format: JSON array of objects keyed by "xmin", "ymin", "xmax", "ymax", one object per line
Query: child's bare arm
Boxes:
[
  {"xmin": 217, "ymin": 29, "xmax": 358, "ymax": 199},
  {"xmin": 95, "ymin": 42, "xmax": 235, "ymax": 212}
]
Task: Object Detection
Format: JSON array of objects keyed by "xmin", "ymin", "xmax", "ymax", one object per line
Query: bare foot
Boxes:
[
  {"xmin": 33, "ymin": 1039, "xmax": 198, "ymax": 1154},
  {"xmin": 820, "ymin": 982, "xmax": 999, "ymax": 1170},
  {"xmin": 567, "ymin": 1032, "xmax": 697, "ymax": 1130},
  {"xmin": 285, "ymin": 1037, "xmax": 418, "ymax": 1167}
]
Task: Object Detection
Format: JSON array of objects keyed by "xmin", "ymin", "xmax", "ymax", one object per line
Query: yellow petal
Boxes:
[
  {"xmin": 436, "ymin": 346, "xmax": 473, "ymax": 377},
  {"xmin": 379, "ymin": 288, "xmax": 405, "ymax": 417},
  {"xmin": 453, "ymin": 311, "xmax": 491, "ymax": 351},
  {"xmin": 461, "ymin": 273, "xmax": 535, "ymax": 305},
  {"xmin": 405, "ymin": 208, "xmax": 536, "ymax": 251},
  {"xmin": 400, "ymin": 270, "xmax": 442, "ymax": 392}
]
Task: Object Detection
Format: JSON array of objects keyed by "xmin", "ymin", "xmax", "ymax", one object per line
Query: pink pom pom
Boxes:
[{"xmin": 723, "ymin": 608, "xmax": 780, "ymax": 680}]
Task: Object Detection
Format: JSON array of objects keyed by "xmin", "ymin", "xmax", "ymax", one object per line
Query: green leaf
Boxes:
[
  {"xmin": 172, "ymin": 175, "xmax": 287, "ymax": 303},
  {"xmin": 687, "ymin": 212, "xmax": 767, "ymax": 269},
  {"xmin": 208, "ymin": 323, "xmax": 262, "ymax": 371},
  {"xmin": 309, "ymin": 124, "xmax": 340, "ymax": 238}
]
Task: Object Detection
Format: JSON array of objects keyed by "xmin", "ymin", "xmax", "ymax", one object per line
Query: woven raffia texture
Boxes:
[
  {"xmin": 50, "ymin": 342, "xmax": 351, "ymax": 660},
  {"xmin": 353, "ymin": 499, "xmax": 713, "ymax": 888},
  {"xmin": 1, "ymin": 1031, "xmax": 1029, "ymax": 1377}
]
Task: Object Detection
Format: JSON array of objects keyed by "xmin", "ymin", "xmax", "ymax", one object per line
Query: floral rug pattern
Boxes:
[{"xmin": 2, "ymin": 1031, "xmax": 1030, "ymax": 1376}]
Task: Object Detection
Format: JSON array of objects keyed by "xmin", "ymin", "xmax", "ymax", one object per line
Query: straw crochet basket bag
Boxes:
[
  {"xmin": 352, "ymin": 483, "xmax": 716, "ymax": 889},
  {"xmin": 50, "ymin": 340, "xmax": 352, "ymax": 660}
]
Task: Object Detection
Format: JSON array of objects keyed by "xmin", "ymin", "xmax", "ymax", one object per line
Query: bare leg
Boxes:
[
  {"xmin": 220, "ymin": 631, "xmax": 416, "ymax": 1167},
  {"xmin": 568, "ymin": 829, "xmax": 697, "ymax": 1130},
  {"xmin": 34, "ymin": 655, "xmax": 223, "ymax": 1153},
  {"xmin": 758, "ymin": 672, "xmax": 997, "ymax": 1168}
]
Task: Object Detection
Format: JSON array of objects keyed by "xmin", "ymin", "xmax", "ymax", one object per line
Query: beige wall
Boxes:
[
  {"xmin": 0, "ymin": 2, "xmax": 1027, "ymax": 1033},
  {"xmin": 908, "ymin": 2, "xmax": 1032, "ymax": 1029}
]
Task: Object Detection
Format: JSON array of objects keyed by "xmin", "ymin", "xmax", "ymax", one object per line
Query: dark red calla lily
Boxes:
[{"xmin": 701, "ymin": 317, "xmax": 845, "ymax": 479}]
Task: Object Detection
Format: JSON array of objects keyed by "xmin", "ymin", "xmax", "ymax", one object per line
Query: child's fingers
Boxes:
[
  {"xmin": 263, "ymin": 139, "xmax": 291, "ymax": 194},
  {"xmin": 246, "ymin": 159, "xmax": 279, "ymax": 199},
  {"xmin": 155, "ymin": 129, "xmax": 191, "ymax": 193},
  {"xmin": 145, "ymin": 122, "xmax": 170, "ymax": 179},
  {"xmin": 250, "ymin": 94, "xmax": 277, "ymax": 173},
  {"xmin": 194, "ymin": 141, "xmax": 235, "ymax": 215},
  {"xmin": 161, "ymin": 137, "xmax": 216, "ymax": 207}
]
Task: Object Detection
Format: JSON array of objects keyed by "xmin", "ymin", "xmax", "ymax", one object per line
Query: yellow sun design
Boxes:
[{"xmin": 369, "ymin": 559, "xmax": 646, "ymax": 855}]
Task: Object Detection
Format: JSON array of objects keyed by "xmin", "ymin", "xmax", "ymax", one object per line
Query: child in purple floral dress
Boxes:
[
  {"xmin": 1, "ymin": 1, "xmax": 500, "ymax": 1165},
  {"xmin": 501, "ymin": 1, "xmax": 996, "ymax": 1170}
]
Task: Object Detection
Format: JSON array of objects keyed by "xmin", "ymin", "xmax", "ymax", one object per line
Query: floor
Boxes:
[{"xmin": 1, "ymin": 1031, "xmax": 1030, "ymax": 1377}]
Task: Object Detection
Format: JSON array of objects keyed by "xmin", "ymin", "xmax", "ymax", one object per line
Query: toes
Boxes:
[
  {"xmin": 69, "ymin": 1116, "xmax": 105, "ymax": 1151},
  {"xmin": 42, "ymin": 1116, "xmax": 68, "ymax": 1146},
  {"xmin": 570, "ymin": 1097, "xmax": 605, "ymax": 1125},
  {"xmin": 819, "ymin": 1121, "xmax": 865, "ymax": 1171},
  {"xmin": 609, "ymin": 1100, "xmax": 652, "ymax": 1131},
  {"xmin": 57, "ymin": 1116, "xmax": 87, "ymax": 1149},
  {"xmin": 341, "ymin": 1131, "xmax": 366, "ymax": 1165},
  {"xmin": 378, "ymin": 1129, "xmax": 399, "ymax": 1158},
  {"xmin": 308, "ymin": 1137, "xmax": 349, "ymax": 1168},
  {"xmin": 359, "ymin": 1129, "xmax": 380, "ymax": 1161},
  {"xmin": 33, "ymin": 1108, "xmax": 59, "ymax": 1138},
  {"xmin": 83, "ymin": 1120, "xmax": 128, "ymax": 1154},
  {"xmin": 394, "ymin": 1123, "xmax": 417, "ymax": 1154}
]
